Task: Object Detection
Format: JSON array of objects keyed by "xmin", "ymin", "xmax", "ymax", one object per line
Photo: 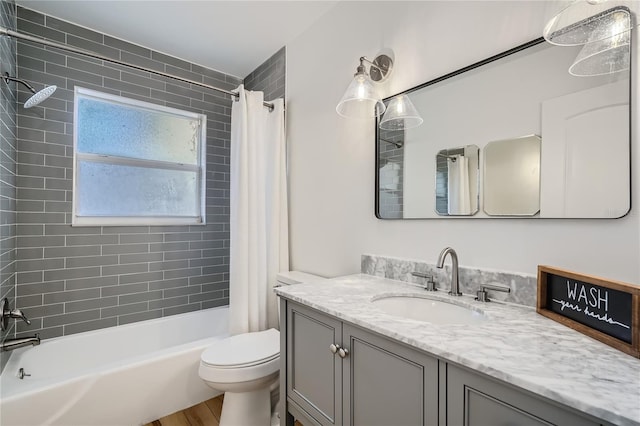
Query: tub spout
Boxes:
[{"xmin": 1, "ymin": 334, "xmax": 40, "ymax": 352}]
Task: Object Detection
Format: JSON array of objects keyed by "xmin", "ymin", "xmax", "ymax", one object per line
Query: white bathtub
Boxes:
[{"xmin": 0, "ymin": 307, "xmax": 229, "ymax": 426}]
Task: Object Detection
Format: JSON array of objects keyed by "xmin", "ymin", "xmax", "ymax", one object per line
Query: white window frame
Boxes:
[{"xmin": 72, "ymin": 87, "xmax": 207, "ymax": 226}]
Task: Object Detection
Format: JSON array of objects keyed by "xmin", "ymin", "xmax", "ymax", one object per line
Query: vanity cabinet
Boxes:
[
  {"xmin": 285, "ymin": 301, "xmax": 342, "ymax": 425},
  {"xmin": 284, "ymin": 302, "xmax": 439, "ymax": 426},
  {"xmin": 281, "ymin": 300, "xmax": 611, "ymax": 426},
  {"xmin": 446, "ymin": 364, "xmax": 602, "ymax": 426}
]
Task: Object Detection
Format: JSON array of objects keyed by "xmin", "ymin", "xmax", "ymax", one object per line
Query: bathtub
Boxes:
[{"xmin": 0, "ymin": 307, "xmax": 229, "ymax": 426}]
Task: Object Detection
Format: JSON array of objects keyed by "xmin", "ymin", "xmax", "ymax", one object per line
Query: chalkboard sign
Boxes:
[{"xmin": 537, "ymin": 266, "xmax": 639, "ymax": 358}]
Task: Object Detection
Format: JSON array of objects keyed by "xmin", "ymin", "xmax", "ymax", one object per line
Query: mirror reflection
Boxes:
[
  {"xmin": 483, "ymin": 136, "xmax": 540, "ymax": 216},
  {"xmin": 375, "ymin": 38, "xmax": 630, "ymax": 219},
  {"xmin": 435, "ymin": 145, "xmax": 479, "ymax": 216}
]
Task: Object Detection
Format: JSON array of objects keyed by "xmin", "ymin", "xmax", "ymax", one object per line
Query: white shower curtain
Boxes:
[
  {"xmin": 447, "ymin": 155, "xmax": 471, "ymax": 215},
  {"xmin": 229, "ymin": 85, "xmax": 289, "ymax": 335}
]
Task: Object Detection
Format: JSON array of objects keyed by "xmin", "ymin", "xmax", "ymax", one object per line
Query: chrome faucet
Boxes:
[
  {"xmin": 1, "ymin": 334, "xmax": 40, "ymax": 352},
  {"xmin": 1, "ymin": 298, "xmax": 31, "ymax": 331},
  {"xmin": 0, "ymin": 297, "xmax": 39, "ymax": 352},
  {"xmin": 411, "ymin": 271, "xmax": 437, "ymax": 291},
  {"xmin": 475, "ymin": 284, "xmax": 511, "ymax": 302},
  {"xmin": 436, "ymin": 247, "xmax": 462, "ymax": 296}
]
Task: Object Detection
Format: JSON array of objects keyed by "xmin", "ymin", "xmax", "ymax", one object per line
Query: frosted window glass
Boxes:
[
  {"xmin": 77, "ymin": 97, "xmax": 200, "ymax": 165},
  {"xmin": 73, "ymin": 88, "xmax": 206, "ymax": 225},
  {"xmin": 77, "ymin": 161, "xmax": 199, "ymax": 217}
]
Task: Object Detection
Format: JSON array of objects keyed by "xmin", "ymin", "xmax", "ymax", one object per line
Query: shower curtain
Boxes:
[
  {"xmin": 229, "ymin": 85, "xmax": 289, "ymax": 335},
  {"xmin": 447, "ymin": 155, "xmax": 471, "ymax": 215}
]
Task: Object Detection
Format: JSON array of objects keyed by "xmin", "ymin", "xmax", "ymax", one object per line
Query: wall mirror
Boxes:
[{"xmin": 375, "ymin": 38, "xmax": 631, "ymax": 219}]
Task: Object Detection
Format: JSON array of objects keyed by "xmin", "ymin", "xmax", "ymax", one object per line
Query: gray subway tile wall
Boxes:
[
  {"xmin": 435, "ymin": 156, "xmax": 449, "ymax": 214},
  {"xmin": 13, "ymin": 6, "xmax": 248, "ymax": 340},
  {"xmin": 243, "ymin": 47, "xmax": 285, "ymax": 101},
  {"xmin": 378, "ymin": 129, "xmax": 404, "ymax": 219},
  {"xmin": 0, "ymin": 0, "xmax": 17, "ymax": 372}
]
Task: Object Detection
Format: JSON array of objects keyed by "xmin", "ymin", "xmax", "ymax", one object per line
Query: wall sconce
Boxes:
[
  {"xmin": 569, "ymin": 19, "xmax": 630, "ymax": 75},
  {"xmin": 336, "ymin": 54, "xmax": 393, "ymax": 119},
  {"xmin": 544, "ymin": 1, "xmax": 632, "ymax": 46},
  {"xmin": 379, "ymin": 94, "xmax": 423, "ymax": 130},
  {"xmin": 543, "ymin": 1, "xmax": 633, "ymax": 76}
]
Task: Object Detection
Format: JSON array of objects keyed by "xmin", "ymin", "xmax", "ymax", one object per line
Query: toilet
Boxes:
[{"xmin": 198, "ymin": 271, "xmax": 324, "ymax": 426}]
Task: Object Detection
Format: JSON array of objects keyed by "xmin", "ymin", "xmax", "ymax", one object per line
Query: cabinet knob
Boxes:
[
  {"xmin": 338, "ymin": 347, "xmax": 349, "ymax": 358},
  {"xmin": 329, "ymin": 343, "xmax": 340, "ymax": 354}
]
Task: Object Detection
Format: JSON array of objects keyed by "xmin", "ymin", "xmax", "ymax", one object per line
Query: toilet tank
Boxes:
[{"xmin": 275, "ymin": 271, "xmax": 326, "ymax": 287}]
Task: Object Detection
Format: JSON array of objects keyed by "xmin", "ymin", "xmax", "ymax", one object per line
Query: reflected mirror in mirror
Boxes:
[
  {"xmin": 435, "ymin": 145, "xmax": 479, "ymax": 216},
  {"xmin": 375, "ymin": 38, "xmax": 630, "ymax": 219},
  {"xmin": 483, "ymin": 136, "xmax": 540, "ymax": 216}
]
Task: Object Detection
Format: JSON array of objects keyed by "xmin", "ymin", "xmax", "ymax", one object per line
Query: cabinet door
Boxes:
[
  {"xmin": 343, "ymin": 324, "xmax": 439, "ymax": 426},
  {"xmin": 446, "ymin": 364, "xmax": 601, "ymax": 426},
  {"xmin": 287, "ymin": 303, "xmax": 343, "ymax": 426}
]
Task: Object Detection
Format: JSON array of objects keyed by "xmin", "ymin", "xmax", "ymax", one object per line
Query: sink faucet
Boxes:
[
  {"xmin": 436, "ymin": 247, "xmax": 462, "ymax": 296},
  {"xmin": 475, "ymin": 284, "xmax": 511, "ymax": 302}
]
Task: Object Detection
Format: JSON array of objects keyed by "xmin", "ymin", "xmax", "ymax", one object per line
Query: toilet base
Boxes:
[
  {"xmin": 270, "ymin": 400, "xmax": 280, "ymax": 426},
  {"xmin": 220, "ymin": 388, "xmax": 271, "ymax": 426}
]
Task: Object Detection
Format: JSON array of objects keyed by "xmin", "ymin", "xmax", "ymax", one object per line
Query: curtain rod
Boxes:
[{"xmin": 0, "ymin": 26, "xmax": 274, "ymax": 111}]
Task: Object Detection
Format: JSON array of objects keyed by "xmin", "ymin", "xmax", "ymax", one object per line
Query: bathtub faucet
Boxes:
[
  {"xmin": 1, "ymin": 297, "xmax": 32, "ymax": 331},
  {"xmin": 1, "ymin": 334, "xmax": 40, "ymax": 352}
]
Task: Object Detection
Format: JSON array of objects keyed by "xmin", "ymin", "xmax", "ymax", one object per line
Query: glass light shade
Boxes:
[
  {"xmin": 336, "ymin": 73, "xmax": 386, "ymax": 118},
  {"xmin": 569, "ymin": 28, "xmax": 630, "ymax": 76},
  {"xmin": 379, "ymin": 95, "xmax": 423, "ymax": 130},
  {"xmin": 544, "ymin": 1, "xmax": 632, "ymax": 46}
]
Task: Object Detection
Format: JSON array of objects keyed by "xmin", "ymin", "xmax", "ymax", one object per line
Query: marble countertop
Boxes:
[{"xmin": 275, "ymin": 274, "xmax": 640, "ymax": 426}]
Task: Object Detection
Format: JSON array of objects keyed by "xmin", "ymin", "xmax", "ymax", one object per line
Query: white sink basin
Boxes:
[{"xmin": 371, "ymin": 295, "xmax": 488, "ymax": 325}]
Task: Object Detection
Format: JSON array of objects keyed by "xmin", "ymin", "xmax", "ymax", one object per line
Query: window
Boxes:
[{"xmin": 73, "ymin": 87, "xmax": 207, "ymax": 226}]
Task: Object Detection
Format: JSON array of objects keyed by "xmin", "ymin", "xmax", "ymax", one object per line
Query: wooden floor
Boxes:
[
  {"xmin": 144, "ymin": 395, "xmax": 224, "ymax": 426},
  {"xmin": 144, "ymin": 394, "xmax": 304, "ymax": 426}
]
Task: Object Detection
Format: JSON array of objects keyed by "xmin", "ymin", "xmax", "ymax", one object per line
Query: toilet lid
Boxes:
[{"xmin": 201, "ymin": 328, "xmax": 280, "ymax": 368}]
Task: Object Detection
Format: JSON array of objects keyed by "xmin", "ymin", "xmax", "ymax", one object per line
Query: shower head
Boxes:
[
  {"xmin": 3, "ymin": 72, "xmax": 57, "ymax": 108},
  {"xmin": 24, "ymin": 85, "xmax": 57, "ymax": 108}
]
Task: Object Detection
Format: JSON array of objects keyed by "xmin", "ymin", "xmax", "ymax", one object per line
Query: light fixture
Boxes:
[
  {"xmin": 3, "ymin": 72, "xmax": 57, "ymax": 108},
  {"xmin": 336, "ymin": 54, "xmax": 393, "ymax": 119},
  {"xmin": 379, "ymin": 94, "xmax": 423, "ymax": 130},
  {"xmin": 569, "ymin": 16, "xmax": 630, "ymax": 75},
  {"xmin": 543, "ymin": 1, "xmax": 632, "ymax": 46},
  {"xmin": 543, "ymin": 1, "xmax": 633, "ymax": 77}
]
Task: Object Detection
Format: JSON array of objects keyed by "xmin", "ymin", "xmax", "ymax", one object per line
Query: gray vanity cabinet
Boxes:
[
  {"xmin": 446, "ymin": 364, "xmax": 603, "ymax": 426},
  {"xmin": 282, "ymin": 299, "xmax": 611, "ymax": 426},
  {"xmin": 286, "ymin": 302, "xmax": 343, "ymax": 426},
  {"xmin": 342, "ymin": 323, "xmax": 439, "ymax": 426},
  {"xmin": 284, "ymin": 302, "xmax": 439, "ymax": 426}
]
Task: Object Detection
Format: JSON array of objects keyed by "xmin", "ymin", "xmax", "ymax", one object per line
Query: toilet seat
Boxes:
[
  {"xmin": 203, "ymin": 352, "xmax": 279, "ymax": 369},
  {"xmin": 201, "ymin": 328, "xmax": 279, "ymax": 367},
  {"xmin": 199, "ymin": 328, "xmax": 280, "ymax": 384}
]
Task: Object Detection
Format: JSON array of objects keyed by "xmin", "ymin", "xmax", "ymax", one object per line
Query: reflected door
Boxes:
[{"xmin": 540, "ymin": 80, "xmax": 630, "ymax": 218}]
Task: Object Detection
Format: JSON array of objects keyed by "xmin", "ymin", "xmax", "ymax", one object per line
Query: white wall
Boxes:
[{"xmin": 286, "ymin": 1, "xmax": 640, "ymax": 284}]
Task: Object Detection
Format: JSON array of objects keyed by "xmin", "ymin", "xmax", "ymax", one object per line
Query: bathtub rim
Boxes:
[{"xmin": 12, "ymin": 305, "xmax": 229, "ymax": 346}]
